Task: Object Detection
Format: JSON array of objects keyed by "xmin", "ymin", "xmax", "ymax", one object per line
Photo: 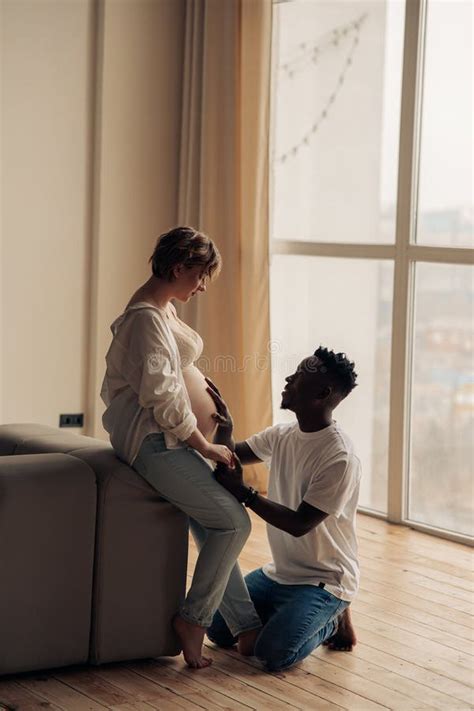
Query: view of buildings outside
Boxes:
[
  {"xmin": 410, "ymin": 264, "xmax": 473, "ymax": 536},
  {"xmin": 416, "ymin": 0, "xmax": 473, "ymax": 249},
  {"xmin": 270, "ymin": 0, "xmax": 473, "ymax": 533}
]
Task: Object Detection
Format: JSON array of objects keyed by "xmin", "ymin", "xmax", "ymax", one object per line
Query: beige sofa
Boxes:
[{"xmin": 0, "ymin": 423, "xmax": 189, "ymax": 676}]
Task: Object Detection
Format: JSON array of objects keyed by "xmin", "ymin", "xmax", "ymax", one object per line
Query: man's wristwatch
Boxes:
[{"xmin": 241, "ymin": 486, "xmax": 259, "ymax": 507}]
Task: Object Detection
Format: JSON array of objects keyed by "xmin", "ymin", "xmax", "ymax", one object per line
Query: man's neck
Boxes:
[{"xmin": 295, "ymin": 410, "xmax": 333, "ymax": 433}]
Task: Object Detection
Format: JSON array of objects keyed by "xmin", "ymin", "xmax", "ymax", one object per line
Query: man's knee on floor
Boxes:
[
  {"xmin": 255, "ymin": 615, "xmax": 340, "ymax": 671},
  {"xmin": 254, "ymin": 637, "xmax": 296, "ymax": 673}
]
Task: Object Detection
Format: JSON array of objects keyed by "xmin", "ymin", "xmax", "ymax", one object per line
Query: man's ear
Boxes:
[{"xmin": 316, "ymin": 385, "xmax": 332, "ymax": 401}]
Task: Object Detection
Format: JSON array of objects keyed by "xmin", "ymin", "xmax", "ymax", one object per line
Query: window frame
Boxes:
[{"xmin": 269, "ymin": 0, "xmax": 474, "ymax": 545}]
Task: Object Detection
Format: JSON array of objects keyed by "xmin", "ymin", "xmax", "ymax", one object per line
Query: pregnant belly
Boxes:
[{"xmin": 182, "ymin": 365, "xmax": 218, "ymax": 440}]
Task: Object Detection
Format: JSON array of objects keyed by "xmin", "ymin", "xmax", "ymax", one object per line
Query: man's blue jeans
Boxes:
[{"xmin": 207, "ymin": 567, "xmax": 349, "ymax": 672}]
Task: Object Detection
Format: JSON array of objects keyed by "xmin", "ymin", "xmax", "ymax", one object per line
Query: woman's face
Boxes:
[{"xmin": 173, "ymin": 264, "xmax": 208, "ymax": 302}]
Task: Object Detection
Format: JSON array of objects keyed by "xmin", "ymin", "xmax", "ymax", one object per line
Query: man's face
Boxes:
[{"xmin": 280, "ymin": 356, "xmax": 325, "ymax": 411}]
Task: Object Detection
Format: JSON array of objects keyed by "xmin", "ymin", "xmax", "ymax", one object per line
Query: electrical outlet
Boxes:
[{"xmin": 59, "ymin": 413, "xmax": 84, "ymax": 428}]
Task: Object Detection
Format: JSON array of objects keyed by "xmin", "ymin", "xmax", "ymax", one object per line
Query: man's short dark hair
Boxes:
[{"xmin": 313, "ymin": 346, "xmax": 358, "ymax": 398}]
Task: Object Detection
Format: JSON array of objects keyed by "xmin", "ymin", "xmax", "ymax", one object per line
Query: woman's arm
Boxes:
[{"xmin": 185, "ymin": 429, "xmax": 234, "ymax": 465}]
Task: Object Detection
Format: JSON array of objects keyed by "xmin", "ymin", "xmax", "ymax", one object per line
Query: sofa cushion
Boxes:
[
  {"xmin": 14, "ymin": 432, "xmax": 108, "ymax": 455},
  {"xmin": 0, "ymin": 453, "xmax": 96, "ymax": 675},
  {"xmin": 0, "ymin": 423, "xmax": 189, "ymax": 664},
  {"xmin": 69, "ymin": 445, "xmax": 188, "ymax": 663},
  {"xmin": 0, "ymin": 423, "xmax": 63, "ymax": 455}
]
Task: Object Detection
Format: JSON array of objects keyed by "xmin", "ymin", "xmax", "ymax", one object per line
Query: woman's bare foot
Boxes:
[
  {"xmin": 237, "ymin": 627, "xmax": 262, "ymax": 656},
  {"xmin": 173, "ymin": 614, "xmax": 213, "ymax": 669},
  {"xmin": 323, "ymin": 607, "xmax": 357, "ymax": 651}
]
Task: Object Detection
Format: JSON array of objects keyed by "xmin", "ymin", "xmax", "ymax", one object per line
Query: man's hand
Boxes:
[
  {"xmin": 215, "ymin": 455, "xmax": 248, "ymax": 503},
  {"xmin": 216, "ymin": 455, "xmax": 329, "ymax": 537},
  {"xmin": 206, "ymin": 377, "xmax": 235, "ymax": 449}
]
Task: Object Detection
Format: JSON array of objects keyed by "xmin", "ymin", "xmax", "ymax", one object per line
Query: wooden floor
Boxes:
[{"xmin": 1, "ymin": 512, "xmax": 473, "ymax": 710}]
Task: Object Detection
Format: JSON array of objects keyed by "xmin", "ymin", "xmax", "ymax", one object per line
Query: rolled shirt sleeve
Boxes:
[
  {"xmin": 245, "ymin": 424, "xmax": 283, "ymax": 463},
  {"xmin": 128, "ymin": 310, "xmax": 197, "ymax": 441}
]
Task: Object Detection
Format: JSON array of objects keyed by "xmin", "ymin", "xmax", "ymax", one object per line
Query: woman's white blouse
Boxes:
[{"xmin": 100, "ymin": 302, "xmax": 198, "ymax": 466}]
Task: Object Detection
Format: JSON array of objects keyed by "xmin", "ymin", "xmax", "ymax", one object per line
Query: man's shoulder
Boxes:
[
  {"xmin": 301, "ymin": 424, "xmax": 360, "ymax": 471},
  {"xmin": 256, "ymin": 421, "xmax": 297, "ymax": 439},
  {"xmin": 331, "ymin": 423, "xmax": 356, "ymax": 452},
  {"xmin": 275, "ymin": 420, "xmax": 298, "ymax": 433},
  {"xmin": 328, "ymin": 425, "xmax": 361, "ymax": 475},
  {"xmin": 269, "ymin": 421, "xmax": 299, "ymax": 443},
  {"xmin": 246, "ymin": 421, "xmax": 296, "ymax": 460}
]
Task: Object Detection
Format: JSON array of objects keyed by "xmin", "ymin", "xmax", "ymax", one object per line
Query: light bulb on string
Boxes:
[{"xmin": 275, "ymin": 11, "xmax": 368, "ymax": 165}]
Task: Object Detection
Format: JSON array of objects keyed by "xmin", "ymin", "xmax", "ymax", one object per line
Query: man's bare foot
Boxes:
[
  {"xmin": 173, "ymin": 614, "xmax": 213, "ymax": 669},
  {"xmin": 323, "ymin": 607, "xmax": 357, "ymax": 651},
  {"xmin": 237, "ymin": 627, "xmax": 262, "ymax": 656}
]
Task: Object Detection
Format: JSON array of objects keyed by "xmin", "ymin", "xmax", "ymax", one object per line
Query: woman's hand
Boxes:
[
  {"xmin": 202, "ymin": 442, "xmax": 235, "ymax": 467},
  {"xmin": 185, "ymin": 429, "xmax": 234, "ymax": 466}
]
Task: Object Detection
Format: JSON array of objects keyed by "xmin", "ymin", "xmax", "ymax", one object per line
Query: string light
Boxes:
[
  {"xmin": 279, "ymin": 13, "xmax": 366, "ymax": 77},
  {"xmin": 275, "ymin": 13, "xmax": 368, "ymax": 165}
]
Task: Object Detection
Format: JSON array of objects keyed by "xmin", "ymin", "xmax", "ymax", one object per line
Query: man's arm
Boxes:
[
  {"xmin": 206, "ymin": 378, "xmax": 263, "ymax": 465},
  {"xmin": 248, "ymin": 495, "xmax": 328, "ymax": 537},
  {"xmin": 214, "ymin": 458, "xmax": 328, "ymax": 537},
  {"xmin": 235, "ymin": 441, "xmax": 262, "ymax": 465},
  {"xmin": 207, "ymin": 381, "xmax": 326, "ymax": 535}
]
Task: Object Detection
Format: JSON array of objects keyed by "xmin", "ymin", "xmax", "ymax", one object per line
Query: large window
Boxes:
[
  {"xmin": 270, "ymin": 256, "xmax": 393, "ymax": 514},
  {"xmin": 269, "ymin": 0, "xmax": 473, "ymax": 541},
  {"xmin": 409, "ymin": 263, "xmax": 473, "ymax": 536}
]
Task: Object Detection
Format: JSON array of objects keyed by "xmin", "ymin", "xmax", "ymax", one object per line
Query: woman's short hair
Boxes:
[{"xmin": 148, "ymin": 226, "xmax": 222, "ymax": 282}]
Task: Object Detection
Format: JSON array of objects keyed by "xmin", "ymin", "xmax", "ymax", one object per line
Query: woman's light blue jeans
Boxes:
[
  {"xmin": 132, "ymin": 432, "xmax": 261, "ymax": 634},
  {"xmin": 207, "ymin": 567, "xmax": 349, "ymax": 672}
]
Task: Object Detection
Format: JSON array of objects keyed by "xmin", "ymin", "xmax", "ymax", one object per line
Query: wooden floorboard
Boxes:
[{"xmin": 1, "ymin": 513, "xmax": 472, "ymax": 710}]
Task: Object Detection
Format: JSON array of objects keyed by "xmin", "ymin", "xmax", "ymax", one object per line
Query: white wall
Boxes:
[
  {"xmin": 1, "ymin": 0, "xmax": 94, "ymax": 426},
  {"xmin": 0, "ymin": 0, "xmax": 186, "ymax": 436}
]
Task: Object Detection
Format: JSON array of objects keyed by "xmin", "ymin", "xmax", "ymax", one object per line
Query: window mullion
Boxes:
[
  {"xmin": 407, "ymin": 245, "xmax": 474, "ymax": 265},
  {"xmin": 272, "ymin": 240, "xmax": 396, "ymax": 260},
  {"xmin": 387, "ymin": 0, "xmax": 426, "ymax": 523}
]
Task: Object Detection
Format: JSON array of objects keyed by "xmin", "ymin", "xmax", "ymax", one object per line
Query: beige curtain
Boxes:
[{"xmin": 176, "ymin": 0, "xmax": 273, "ymax": 490}]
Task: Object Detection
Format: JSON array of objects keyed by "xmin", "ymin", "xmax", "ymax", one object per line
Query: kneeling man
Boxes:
[{"xmin": 206, "ymin": 346, "xmax": 360, "ymax": 672}]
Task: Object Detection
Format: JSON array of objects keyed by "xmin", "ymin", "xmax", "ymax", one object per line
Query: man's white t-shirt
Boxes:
[{"xmin": 246, "ymin": 421, "xmax": 361, "ymax": 602}]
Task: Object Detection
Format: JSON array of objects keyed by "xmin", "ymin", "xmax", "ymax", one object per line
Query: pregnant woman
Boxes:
[{"xmin": 100, "ymin": 226, "xmax": 261, "ymax": 668}]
